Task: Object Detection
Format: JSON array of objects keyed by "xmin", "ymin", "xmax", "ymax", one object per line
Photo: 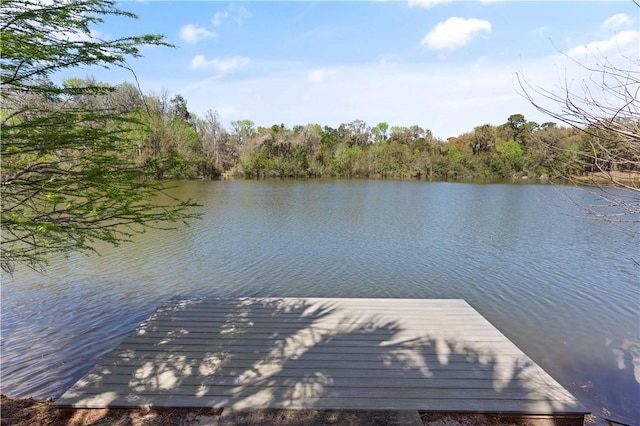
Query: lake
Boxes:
[{"xmin": 1, "ymin": 180, "xmax": 638, "ymax": 424}]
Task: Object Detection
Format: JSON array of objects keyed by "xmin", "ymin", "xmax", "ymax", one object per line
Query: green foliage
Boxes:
[
  {"xmin": 231, "ymin": 119, "xmax": 256, "ymax": 145},
  {"xmin": 374, "ymin": 122, "xmax": 389, "ymax": 142},
  {"xmin": 210, "ymin": 114, "xmax": 599, "ymax": 181},
  {"xmin": 445, "ymin": 146, "xmax": 466, "ymax": 177},
  {"xmin": 334, "ymin": 143, "xmax": 364, "ymax": 177},
  {"xmin": 470, "ymin": 124, "xmax": 496, "ymax": 154},
  {"xmin": 1, "ymin": 0, "xmax": 198, "ymax": 273},
  {"xmin": 369, "ymin": 141, "xmax": 412, "ymax": 178},
  {"xmin": 494, "ymin": 139, "xmax": 524, "ymax": 175}
]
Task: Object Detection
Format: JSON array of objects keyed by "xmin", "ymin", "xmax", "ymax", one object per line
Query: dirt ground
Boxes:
[
  {"xmin": 0, "ymin": 395, "xmax": 588, "ymax": 426},
  {"xmin": 0, "ymin": 396, "xmax": 222, "ymax": 426}
]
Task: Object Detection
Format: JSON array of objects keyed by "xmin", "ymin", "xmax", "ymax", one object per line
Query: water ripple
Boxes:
[{"xmin": 1, "ymin": 180, "xmax": 638, "ymax": 422}]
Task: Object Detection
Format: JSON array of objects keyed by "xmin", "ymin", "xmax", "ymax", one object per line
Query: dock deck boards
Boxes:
[{"xmin": 55, "ymin": 298, "xmax": 586, "ymax": 414}]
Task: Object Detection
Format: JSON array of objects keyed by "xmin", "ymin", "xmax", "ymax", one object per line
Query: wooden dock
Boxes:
[{"xmin": 56, "ymin": 297, "xmax": 586, "ymax": 417}]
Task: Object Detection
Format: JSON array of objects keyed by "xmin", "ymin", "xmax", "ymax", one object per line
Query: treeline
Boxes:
[{"xmin": 11, "ymin": 77, "xmax": 637, "ymax": 181}]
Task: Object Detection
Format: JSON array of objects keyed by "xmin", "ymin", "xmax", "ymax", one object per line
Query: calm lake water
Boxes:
[{"xmin": 2, "ymin": 180, "xmax": 638, "ymax": 424}]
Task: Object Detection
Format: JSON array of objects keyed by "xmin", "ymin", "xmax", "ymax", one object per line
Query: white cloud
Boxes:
[
  {"xmin": 190, "ymin": 55, "xmax": 251, "ymax": 73},
  {"xmin": 517, "ymin": 40, "xmax": 639, "ymax": 134},
  {"xmin": 566, "ymin": 30, "xmax": 640, "ymax": 59},
  {"xmin": 234, "ymin": 5, "xmax": 251, "ymax": 25},
  {"xmin": 534, "ymin": 26, "xmax": 549, "ymax": 35},
  {"xmin": 472, "ymin": 56, "xmax": 488, "ymax": 70},
  {"xmin": 212, "ymin": 11, "xmax": 229, "ymax": 27},
  {"xmin": 602, "ymin": 13, "xmax": 635, "ymax": 30},
  {"xmin": 180, "ymin": 24, "xmax": 217, "ymax": 44},
  {"xmin": 212, "ymin": 5, "xmax": 251, "ymax": 27},
  {"xmin": 216, "ymin": 105, "xmax": 249, "ymax": 119},
  {"xmin": 421, "ymin": 17, "xmax": 492, "ymax": 51},
  {"xmin": 307, "ymin": 68, "xmax": 339, "ymax": 83},
  {"xmin": 179, "ymin": 59, "xmax": 552, "ymax": 139},
  {"xmin": 408, "ymin": 0, "xmax": 452, "ymax": 8}
]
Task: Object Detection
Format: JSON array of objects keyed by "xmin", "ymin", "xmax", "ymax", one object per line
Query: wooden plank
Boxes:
[
  {"xmin": 104, "ymin": 344, "xmax": 528, "ymax": 359},
  {"xmin": 149, "ymin": 298, "xmax": 476, "ymax": 315},
  {"xmin": 80, "ymin": 359, "xmax": 537, "ymax": 375},
  {"xmin": 55, "ymin": 297, "xmax": 587, "ymax": 415},
  {"xmin": 134, "ymin": 318, "xmax": 502, "ymax": 327},
  {"xmin": 150, "ymin": 306, "xmax": 481, "ymax": 315},
  {"xmin": 60, "ymin": 390, "xmax": 581, "ymax": 413},
  {"xmin": 134, "ymin": 321, "xmax": 499, "ymax": 330},
  {"xmin": 60, "ymin": 386, "xmax": 576, "ymax": 403},
  {"xmin": 150, "ymin": 302, "xmax": 483, "ymax": 312},
  {"xmin": 146, "ymin": 314, "xmax": 483, "ymax": 323},
  {"xmin": 65, "ymin": 394, "xmax": 579, "ymax": 413},
  {"xmin": 128, "ymin": 323, "xmax": 509, "ymax": 334},
  {"xmin": 100, "ymin": 348, "xmax": 527, "ymax": 363},
  {"xmin": 138, "ymin": 330, "xmax": 490, "ymax": 341},
  {"xmin": 61, "ymin": 365, "xmax": 521, "ymax": 381},
  {"xmin": 69, "ymin": 373, "xmax": 569, "ymax": 392},
  {"xmin": 121, "ymin": 330, "xmax": 516, "ymax": 347},
  {"xmin": 61, "ymin": 392, "xmax": 580, "ymax": 413},
  {"xmin": 155, "ymin": 297, "xmax": 470, "ymax": 307},
  {"xmin": 152, "ymin": 303, "xmax": 476, "ymax": 312},
  {"xmin": 107, "ymin": 344, "xmax": 525, "ymax": 358},
  {"xmin": 122, "ymin": 334, "xmax": 510, "ymax": 346}
]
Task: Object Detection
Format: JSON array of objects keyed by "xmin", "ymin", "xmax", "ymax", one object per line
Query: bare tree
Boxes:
[
  {"xmin": 517, "ymin": 36, "xmax": 639, "ymax": 233},
  {"xmin": 197, "ymin": 109, "xmax": 236, "ymax": 170}
]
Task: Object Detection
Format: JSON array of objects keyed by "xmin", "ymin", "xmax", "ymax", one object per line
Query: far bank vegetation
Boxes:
[{"xmin": 5, "ymin": 77, "xmax": 639, "ymax": 185}]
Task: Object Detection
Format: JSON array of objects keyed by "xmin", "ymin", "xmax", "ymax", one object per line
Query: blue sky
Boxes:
[{"xmin": 82, "ymin": 1, "xmax": 639, "ymax": 138}]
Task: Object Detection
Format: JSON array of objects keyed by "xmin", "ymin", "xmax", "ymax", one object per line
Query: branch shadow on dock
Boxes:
[{"xmin": 55, "ymin": 297, "xmax": 586, "ymax": 424}]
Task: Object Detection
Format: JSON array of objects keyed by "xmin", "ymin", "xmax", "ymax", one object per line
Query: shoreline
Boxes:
[
  {"xmin": 0, "ymin": 396, "xmax": 591, "ymax": 425},
  {"xmin": 202, "ymin": 172, "xmax": 640, "ymax": 189}
]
